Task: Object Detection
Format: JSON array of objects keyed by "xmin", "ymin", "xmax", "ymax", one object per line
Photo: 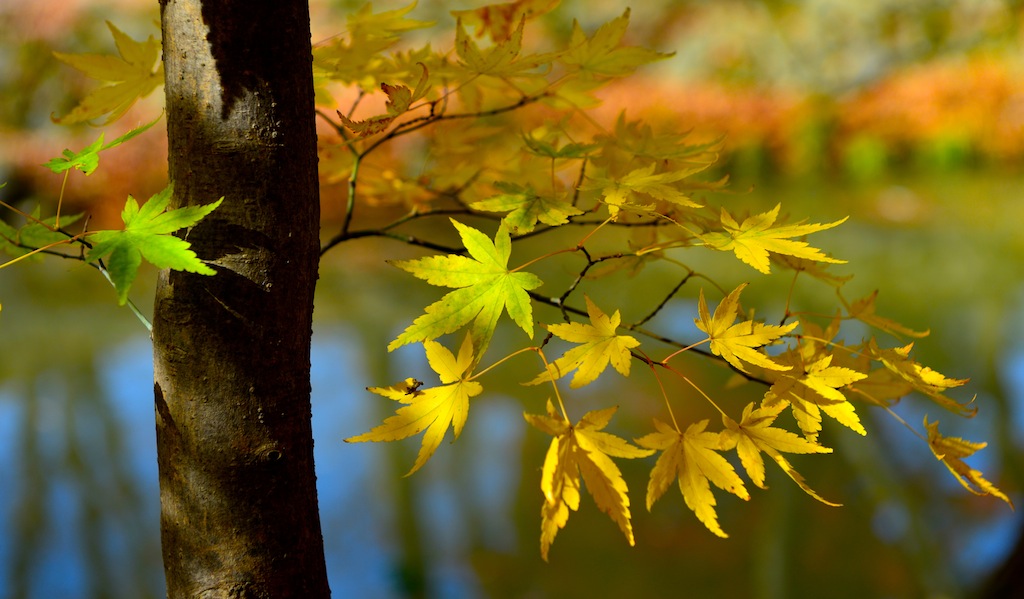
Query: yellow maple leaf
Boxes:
[
  {"xmin": 844, "ymin": 290, "xmax": 929, "ymax": 338},
  {"xmin": 764, "ymin": 354, "xmax": 868, "ymax": 440},
  {"xmin": 721, "ymin": 402, "xmax": 839, "ymax": 505},
  {"xmin": 527, "ymin": 296, "xmax": 640, "ymax": 388},
  {"xmin": 698, "ymin": 204, "xmax": 847, "ymax": 274},
  {"xmin": 636, "ymin": 418, "xmax": 748, "ymax": 537},
  {"xmin": 346, "ymin": 336, "xmax": 482, "ymax": 475},
  {"xmin": 870, "ymin": 341, "xmax": 975, "ymax": 416},
  {"xmin": 52, "ymin": 22, "xmax": 163, "ymax": 125},
  {"xmin": 924, "ymin": 417, "xmax": 1012, "ymax": 507},
  {"xmin": 338, "ymin": 64, "xmax": 430, "ymax": 137},
  {"xmin": 524, "ymin": 401, "xmax": 652, "ymax": 560},
  {"xmin": 695, "ymin": 284, "xmax": 797, "ymax": 373}
]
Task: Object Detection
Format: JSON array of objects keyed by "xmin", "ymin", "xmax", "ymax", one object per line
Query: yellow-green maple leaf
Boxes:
[
  {"xmin": 695, "ymin": 284, "xmax": 797, "ymax": 373},
  {"xmin": 527, "ymin": 296, "xmax": 639, "ymax": 388},
  {"xmin": 53, "ymin": 22, "xmax": 163, "ymax": 125},
  {"xmin": 924, "ymin": 417, "xmax": 1012, "ymax": 507},
  {"xmin": 636, "ymin": 418, "xmax": 749, "ymax": 538},
  {"xmin": 585, "ymin": 163, "xmax": 704, "ymax": 218},
  {"xmin": 347, "ymin": 336, "xmax": 482, "ymax": 475},
  {"xmin": 524, "ymin": 401, "xmax": 652, "ymax": 560},
  {"xmin": 313, "ymin": 3, "xmax": 434, "ymax": 96},
  {"xmin": 698, "ymin": 204, "xmax": 847, "ymax": 274},
  {"xmin": 347, "ymin": 1, "xmax": 434, "ymax": 42},
  {"xmin": 454, "ymin": 17, "xmax": 553, "ymax": 79},
  {"xmin": 721, "ymin": 402, "xmax": 839, "ymax": 505},
  {"xmin": 389, "ymin": 219, "xmax": 542, "ymax": 355},
  {"xmin": 560, "ymin": 9, "xmax": 673, "ymax": 79},
  {"xmin": 469, "ymin": 182, "xmax": 583, "ymax": 233}
]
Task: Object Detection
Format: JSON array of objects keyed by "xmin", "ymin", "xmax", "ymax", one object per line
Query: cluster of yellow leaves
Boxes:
[
  {"xmin": 51, "ymin": 1, "xmax": 1011, "ymax": 561},
  {"xmin": 327, "ymin": 3, "xmax": 1011, "ymax": 559}
]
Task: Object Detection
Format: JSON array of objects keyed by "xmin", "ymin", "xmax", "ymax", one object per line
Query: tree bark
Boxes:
[{"xmin": 153, "ymin": 1, "xmax": 329, "ymax": 596}]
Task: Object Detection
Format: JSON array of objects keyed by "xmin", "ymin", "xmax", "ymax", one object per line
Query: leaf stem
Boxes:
[
  {"xmin": 535, "ymin": 346, "xmax": 570, "ymax": 422},
  {"xmin": 471, "ymin": 346, "xmax": 537, "ymax": 380}
]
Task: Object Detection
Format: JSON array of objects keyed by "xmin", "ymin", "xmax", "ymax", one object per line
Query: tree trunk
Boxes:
[{"xmin": 153, "ymin": 1, "xmax": 329, "ymax": 596}]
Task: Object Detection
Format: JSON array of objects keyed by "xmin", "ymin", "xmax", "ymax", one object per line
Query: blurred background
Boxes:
[{"xmin": 2, "ymin": 0, "xmax": 1023, "ymax": 597}]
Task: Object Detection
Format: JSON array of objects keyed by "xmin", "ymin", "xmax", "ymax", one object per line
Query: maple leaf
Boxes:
[
  {"xmin": 454, "ymin": 17, "xmax": 553, "ymax": 79},
  {"xmin": 388, "ymin": 219, "xmax": 543, "ymax": 355},
  {"xmin": 85, "ymin": 185, "xmax": 221, "ymax": 305},
  {"xmin": 0, "ymin": 209, "xmax": 82, "ymax": 259},
  {"xmin": 770, "ymin": 253, "xmax": 853, "ymax": 287},
  {"xmin": 313, "ymin": 3, "xmax": 435, "ymax": 97},
  {"xmin": 849, "ymin": 366, "xmax": 915, "ymax": 407},
  {"xmin": 469, "ymin": 182, "xmax": 583, "ymax": 233},
  {"xmin": 721, "ymin": 402, "xmax": 839, "ymax": 505},
  {"xmin": 53, "ymin": 22, "xmax": 164, "ymax": 125},
  {"xmin": 452, "ymin": 0, "xmax": 559, "ymax": 41},
  {"xmin": 560, "ymin": 9, "xmax": 673, "ymax": 79},
  {"xmin": 520, "ymin": 131, "xmax": 598, "ymax": 159},
  {"xmin": 870, "ymin": 341, "xmax": 975, "ymax": 416},
  {"xmin": 636, "ymin": 418, "xmax": 748, "ymax": 538},
  {"xmin": 338, "ymin": 64, "xmax": 430, "ymax": 137},
  {"xmin": 347, "ymin": 1, "xmax": 435, "ymax": 43},
  {"xmin": 43, "ymin": 115, "xmax": 161, "ymax": 176},
  {"xmin": 584, "ymin": 163, "xmax": 704, "ymax": 218},
  {"xmin": 924, "ymin": 417, "xmax": 1012, "ymax": 507},
  {"xmin": 527, "ymin": 296, "xmax": 639, "ymax": 388},
  {"xmin": 347, "ymin": 336, "xmax": 482, "ymax": 475},
  {"xmin": 524, "ymin": 401, "xmax": 652, "ymax": 560},
  {"xmin": 844, "ymin": 290, "xmax": 929, "ymax": 338},
  {"xmin": 594, "ymin": 113, "xmax": 724, "ymax": 166},
  {"xmin": 694, "ymin": 284, "xmax": 797, "ymax": 373},
  {"xmin": 698, "ymin": 204, "xmax": 847, "ymax": 274},
  {"xmin": 764, "ymin": 354, "xmax": 868, "ymax": 440}
]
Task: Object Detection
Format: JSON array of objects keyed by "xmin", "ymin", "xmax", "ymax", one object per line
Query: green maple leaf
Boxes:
[
  {"xmin": 43, "ymin": 115, "xmax": 161, "ymax": 176},
  {"xmin": 388, "ymin": 218, "xmax": 543, "ymax": 355},
  {"xmin": 0, "ymin": 208, "xmax": 82, "ymax": 259},
  {"xmin": 85, "ymin": 185, "xmax": 222, "ymax": 305}
]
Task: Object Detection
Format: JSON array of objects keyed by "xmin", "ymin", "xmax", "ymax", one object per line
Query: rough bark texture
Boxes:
[{"xmin": 153, "ymin": 1, "xmax": 329, "ymax": 596}]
